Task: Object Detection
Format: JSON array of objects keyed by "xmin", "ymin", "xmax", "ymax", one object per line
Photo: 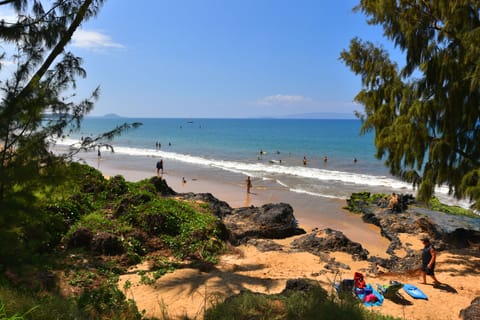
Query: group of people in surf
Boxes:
[{"xmin": 258, "ymin": 149, "xmax": 358, "ymax": 167}]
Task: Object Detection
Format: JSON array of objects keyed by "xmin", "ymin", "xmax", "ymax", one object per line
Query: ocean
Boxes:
[{"xmin": 59, "ymin": 117, "xmax": 469, "ymax": 208}]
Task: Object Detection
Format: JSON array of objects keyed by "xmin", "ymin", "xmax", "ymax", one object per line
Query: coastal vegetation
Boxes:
[
  {"xmin": 0, "ymin": 162, "xmax": 403, "ymax": 320},
  {"xmin": 1, "ymin": 1, "xmax": 478, "ymax": 319},
  {"xmin": 345, "ymin": 192, "xmax": 479, "ymax": 219},
  {"xmin": 204, "ymin": 285, "xmax": 399, "ymax": 320},
  {"xmin": 0, "ymin": 161, "xmax": 228, "ymax": 319},
  {"xmin": 340, "ymin": 1, "xmax": 480, "ymax": 210}
]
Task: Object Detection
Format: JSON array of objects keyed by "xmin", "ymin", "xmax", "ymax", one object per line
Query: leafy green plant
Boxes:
[
  {"xmin": 66, "ymin": 211, "xmax": 133, "ymax": 239},
  {"xmin": 69, "ymin": 270, "xmax": 98, "ymax": 287},
  {"xmin": 428, "ymin": 197, "xmax": 478, "ymax": 218},
  {"xmin": 77, "ymin": 280, "xmax": 142, "ymax": 320}
]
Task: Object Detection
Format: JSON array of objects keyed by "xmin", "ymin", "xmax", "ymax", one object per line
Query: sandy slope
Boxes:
[{"xmin": 118, "ymin": 233, "xmax": 480, "ymax": 320}]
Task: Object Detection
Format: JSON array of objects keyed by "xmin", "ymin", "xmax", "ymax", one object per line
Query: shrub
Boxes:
[{"xmin": 77, "ymin": 280, "xmax": 142, "ymax": 320}]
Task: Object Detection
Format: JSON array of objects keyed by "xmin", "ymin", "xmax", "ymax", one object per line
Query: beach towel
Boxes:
[{"xmin": 356, "ymin": 284, "xmax": 384, "ymax": 307}]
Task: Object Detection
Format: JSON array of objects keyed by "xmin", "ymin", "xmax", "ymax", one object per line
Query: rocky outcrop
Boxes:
[
  {"xmin": 150, "ymin": 177, "xmax": 177, "ymax": 196},
  {"xmin": 460, "ymin": 296, "xmax": 480, "ymax": 320},
  {"xmin": 67, "ymin": 227, "xmax": 93, "ymax": 249},
  {"xmin": 281, "ymin": 278, "xmax": 325, "ymax": 296},
  {"xmin": 67, "ymin": 228, "xmax": 124, "ymax": 256},
  {"xmin": 290, "ymin": 228, "xmax": 369, "ymax": 261},
  {"xmin": 91, "ymin": 232, "xmax": 124, "ymax": 255},
  {"xmin": 180, "ymin": 192, "xmax": 232, "ymax": 218},
  {"xmin": 223, "ymin": 203, "xmax": 305, "ymax": 245}
]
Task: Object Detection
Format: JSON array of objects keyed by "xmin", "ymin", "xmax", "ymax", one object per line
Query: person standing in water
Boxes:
[{"xmin": 246, "ymin": 176, "xmax": 252, "ymax": 193}]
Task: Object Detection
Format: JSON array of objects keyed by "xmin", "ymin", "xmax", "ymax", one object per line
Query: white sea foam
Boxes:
[
  {"xmin": 290, "ymin": 188, "xmax": 347, "ymax": 200},
  {"xmin": 56, "ymin": 138, "xmax": 473, "ymax": 209}
]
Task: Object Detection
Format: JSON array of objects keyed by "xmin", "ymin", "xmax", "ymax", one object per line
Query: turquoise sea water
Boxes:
[{"xmin": 60, "ymin": 117, "xmax": 467, "ymax": 206}]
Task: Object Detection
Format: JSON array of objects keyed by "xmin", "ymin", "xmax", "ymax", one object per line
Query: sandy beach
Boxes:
[
  {"xmin": 79, "ymin": 150, "xmax": 390, "ymax": 257},
  {"xmin": 76, "ymin": 150, "xmax": 480, "ymax": 320}
]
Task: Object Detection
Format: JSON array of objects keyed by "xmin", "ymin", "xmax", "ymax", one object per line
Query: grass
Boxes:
[{"xmin": 204, "ymin": 288, "xmax": 401, "ymax": 320}]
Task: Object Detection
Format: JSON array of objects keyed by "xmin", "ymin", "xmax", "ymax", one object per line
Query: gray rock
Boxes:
[
  {"xmin": 291, "ymin": 228, "xmax": 369, "ymax": 260},
  {"xmin": 180, "ymin": 192, "xmax": 232, "ymax": 218},
  {"xmin": 223, "ymin": 203, "xmax": 305, "ymax": 244},
  {"xmin": 460, "ymin": 296, "xmax": 480, "ymax": 320}
]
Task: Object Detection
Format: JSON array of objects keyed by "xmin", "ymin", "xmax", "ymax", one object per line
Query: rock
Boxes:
[
  {"xmin": 443, "ymin": 228, "xmax": 480, "ymax": 249},
  {"xmin": 291, "ymin": 228, "xmax": 369, "ymax": 260},
  {"xmin": 150, "ymin": 177, "xmax": 177, "ymax": 196},
  {"xmin": 414, "ymin": 217, "xmax": 442, "ymax": 240},
  {"xmin": 180, "ymin": 192, "xmax": 232, "ymax": 218},
  {"xmin": 91, "ymin": 232, "xmax": 124, "ymax": 255},
  {"xmin": 460, "ymin": 296, "xmax": 480, "ymax": 320},
  {"xmin": 67, "ymin": 227, "xmax": 93, "ymax": 249},
  {"xmin": 246, "ymin": 239, "xmax": 283, "ymax": 252},
  {"xmin": 281, "ymin": 278, "xmax": 324, "ymax": 295},
  {"xmin": 223, "ymin": 203, "xmax": 305, "ymax": 245}
]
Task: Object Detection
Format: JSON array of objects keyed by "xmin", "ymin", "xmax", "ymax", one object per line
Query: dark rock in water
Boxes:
[
  {"xmin": 150, "ymin": 177, "xmax": 177, "ymax": 196},
  {"xmin": 223, "ymin": 203, "xmax": 305, "ymax": 245},
  {"xmin": 67, "ymin": 227, "xmax": 93, "ymax": 249},
  {"xmin": 91, "ymin": 232, "xmax": 124, "ymax": 255},
  {"xmin": 291, "ymin": 228, "xmax": 369, "ymax": 260},
  {"xmin": 460, "ymin": 296, "xmax": 480, "ymax": 320},
  {"xmin": 180, "ymin": 192, "xmax": 232, "ymax": 218}
]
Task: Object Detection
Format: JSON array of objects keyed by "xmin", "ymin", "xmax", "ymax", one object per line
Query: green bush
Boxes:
[
  {"xmin": 429, "ymin": 197, "xmax": 478, "ymax": 218},
  {"xmin": 204, "ymin": 289, "xmax": 400, "ymax": 320},
  {"xmin": 66, "ymin": 211, "xmax": 133, "ymax": 238},
  {"xmin": 77, "ymin": 280, "xmax": 142, "ymax": 320}
]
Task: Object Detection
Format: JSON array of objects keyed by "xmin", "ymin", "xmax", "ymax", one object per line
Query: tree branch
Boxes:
[{"xmin": 17, "ymin": 0, "xmax": 93, "ymax": 100}]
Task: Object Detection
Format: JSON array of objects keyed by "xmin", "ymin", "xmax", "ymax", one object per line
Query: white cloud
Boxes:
[
  {"xmin": 257, "ymin": 94, "xmax": 312, "ymax": 106},
  {"xmin": 72, "ymin": 30, "xmax": 124, "ymax": 51}
]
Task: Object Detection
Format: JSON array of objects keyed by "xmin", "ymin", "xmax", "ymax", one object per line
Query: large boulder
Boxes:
[
  {"xmin": 91, "ymin": 232, "xmax": 124, "ymax": 255},
  {"xmin": 291, "ymin": 228, "xmax": 369, "ymax": 260},
  {"xmin": 67, "ymin": 227, "xmax": 93, "ymax": 249},
  {"xmin": 150, "ymin": 177, "xmax": 177, "ymax": 196},
  {"xmin": 180, "ymin": 192, "xmax": 232, "ymax": 218},
  {"xmin": 443, "ymin": 228, "xmax": 480, "ymax": 249},
  {"xmin": 223, "ymin": 203, "xmax": 305, "ymax": 244}
]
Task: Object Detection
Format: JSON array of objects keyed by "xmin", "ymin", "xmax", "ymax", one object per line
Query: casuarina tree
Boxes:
[
  {"xmin": 0, "ymin": 0, "xmax": 140, "ymax": 262},
  {"xmin": 340, "ymin": 1, "xmax": 480, "ymax": 210}
]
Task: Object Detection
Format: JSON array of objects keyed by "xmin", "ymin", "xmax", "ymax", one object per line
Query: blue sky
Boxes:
[{"xmin": 7, "ymin": 1, "xmax": 399, "ymax": 118}]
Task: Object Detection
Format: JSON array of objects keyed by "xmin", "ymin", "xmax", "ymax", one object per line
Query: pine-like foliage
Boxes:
[
  {"xmin": 340, "ymin": 1, "xmax": 480, "ymax": 210},
  {"xmin": 0, "ymin": 1, "xmax": 140, "ymax": 263}
]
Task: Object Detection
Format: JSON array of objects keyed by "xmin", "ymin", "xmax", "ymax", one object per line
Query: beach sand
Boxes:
[{"xmin": 77, "ymin": 151, "xmax": 479, "ymax": 320}]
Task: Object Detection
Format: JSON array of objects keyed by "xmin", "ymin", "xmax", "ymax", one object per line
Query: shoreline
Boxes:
[
  {"xmin": 75, "ymin": 149, "xmax": 390, "ymax": 257},
  {"xmin": 70, "ymin": 150, "xmax": 480, "ymax": 320}
]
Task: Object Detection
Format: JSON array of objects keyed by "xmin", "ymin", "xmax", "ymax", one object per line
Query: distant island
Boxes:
[
  {"xmin": 279, "ymin": 112, "xmax": 356, "ymax": 119},
  {"xmin": 102, "ymin": 113, "xmax": 122, "ymax": 118}
]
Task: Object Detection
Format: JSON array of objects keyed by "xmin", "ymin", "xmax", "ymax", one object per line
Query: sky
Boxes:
[{"xmin": 3, "ymin": 1, "xmax": 400, "ymax": 118}]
